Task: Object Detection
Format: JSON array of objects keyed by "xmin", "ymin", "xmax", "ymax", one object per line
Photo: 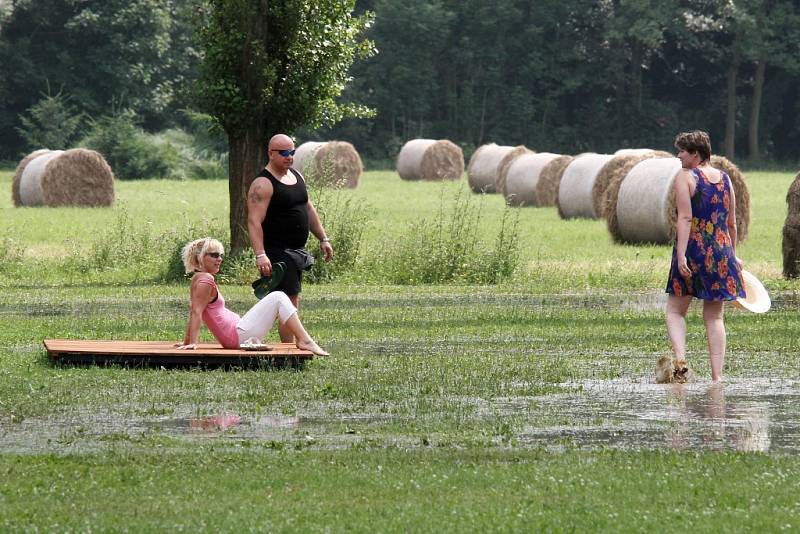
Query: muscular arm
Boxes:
[
  {"xmin": 674, "ymin": 169, "xmax": 694, "ymax": 276},
  {"xmin": 247, "ymin": 177, "xmax": 274, "ymax": 274},
  {"xmin": 307, "ymin": 199, "xmax": 333, "ymax": 261},
  {"xmin": 178, "ymin": 274, "xmax": 214, "ymax": 349}
]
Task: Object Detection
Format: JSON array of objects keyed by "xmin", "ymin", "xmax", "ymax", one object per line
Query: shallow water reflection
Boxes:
[
  {"xmin": 1, "ymin": 378, "xmax": 798, "ymax": 454},
  {"xmin": 519, "ymin": 378, "xmax": 799, "ymax": 453}
]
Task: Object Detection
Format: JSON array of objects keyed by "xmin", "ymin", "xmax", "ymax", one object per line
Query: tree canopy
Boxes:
[
  {"xmin": 1, "ymin": 0, "xmax": 800, "ymax": 164},
  {"xmin": 194, "ymin": 0, "xmax": 373, "ymax": 252}
]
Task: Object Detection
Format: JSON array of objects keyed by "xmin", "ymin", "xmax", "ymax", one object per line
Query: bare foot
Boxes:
[{"xmin": 297, "ymin": 338, "xmax": 329, "ymax": 356}]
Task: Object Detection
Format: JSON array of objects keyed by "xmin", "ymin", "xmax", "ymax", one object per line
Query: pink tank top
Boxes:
[{"xmin": 198, "ymin": 277, "xmax": 241, "ymax": 348}]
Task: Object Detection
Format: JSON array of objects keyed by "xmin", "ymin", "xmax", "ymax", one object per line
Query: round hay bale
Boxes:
[
  {"xmin": 495, "ymin": 145, "xmax": 533, "ymax": 193},
  {"xmin": 395, "ymin": 139, "xmax": 464, "ymax": 181},
  {"xmin": 710, "ymin": 155, "xmax": 750, "ymax": 243},
  {"xmin": 604, "ymin": 153, "xmax": 670, "ymax": 242},
  {"xmin": 614, "ymin": 157, "xmax": 682, "ymax": 244},
  {"xmin": 293, "ymin": 141, "xmax": 325, "ymax": 176},
  {"xmin": 18, "ymin": 148, "xmax": 115, "ymax": 207},
  {"xmin": 20, "ymin": 150, "xmax": 64, "ymax": 206},
  {"xmin": 42, "ymin": 149, "xmax": 115, "ymax": 207},
  {"xmin": 502, "ymin": 153, "xmax": 561, "ymax": 206},
  {"xmin": 536, "ymin": 155, "xmax": 573, "ymax": 207},
  {"xmin": 12, "ymin": 149, "xmax": 51, "ymax": 206},
  {"xmin": 557, "ymin": 153, "xmax": 614, "ymax": 219},
  {"xmin": 614, "ymin": 148, "xmax": 658, "ymax": 156},
  {"xmin": 593, "ymin": 150, "xmax": 673, "ymax": 218},
  {"xmin": 782, "ymin": 171, "xmax": 800, "ymax": 278},
  {"xmin": 293, "ymin": 140, "xmax": 363, "ymax": 188},
  {"xmin": 467, "ymin": 143, "xmax": 519, "ymax": 194}
]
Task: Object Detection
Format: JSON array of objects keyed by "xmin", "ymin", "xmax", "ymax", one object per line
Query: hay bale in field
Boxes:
[
  {"xmin": 495, "ymin": 146, "xmax": 534, "ymax": 194},
  {"xmin": 12, "ymin": 148, "xmax": 51, "ymax": 206},
  {"xmin": 16, "ymin": 148, "xmax": 115, "ymax": 207},
  {"xmin": 710, "ymin": 155, "xmax": 750, "ymax": 243},
  {"xmin": 395, "ymin": 139, "xmax": 464, "ymax": 181},
  {"xmin": 536, "ymin": 155, "xmax": 573, "ymax": 207},
  {"xmin": 557, "ymin": 153, "xmax": 614, "ymax": 219},
  {"xmin": 612, "ymin": 157, "xmax": 682, "ymax": 244},
  {"xmin": 609, "ymin": 155, "xmax": 751, "ymax": 245},
  {"xmin": 467, "ymin": 143, "xmax": 525, "ymax": 193},
  {"xmin": 592, "ymin": 150, "xmax": 672, "ymax": 218},
  {"xmin": 614, "ymin": 148, "xmax": 659, "ymax": 156},
  {"xmin": 502, "ymin": 152, "xmax": 561, "ymax": 206},
  {"xmin": 293, "ymin": 140, "xmax": 362, "ymax": 188},
  {"xmin": 604, "ymin": 154, "xmax": 668, "ymax": 241},
  {"xmin": 782, "ymin": 171, "xmax": 800, "ymax": 278}
]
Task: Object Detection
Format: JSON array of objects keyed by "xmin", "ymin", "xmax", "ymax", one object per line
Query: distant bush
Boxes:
[
  {"xmin": 151, "ymin": 129, "xmax": 226, "ymax": 180},
  {"xmin": 80, "ymin": 111, "xmax": 178, "ymax": 180},
  {"xmin": 368, "ymin": 186, "xmax": 520, "ymax": 284}
]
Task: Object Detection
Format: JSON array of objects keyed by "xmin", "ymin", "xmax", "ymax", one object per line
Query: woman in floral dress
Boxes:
[{"xmin": 665, "ymin": 131, "xmax": 745, "ymax": 382}]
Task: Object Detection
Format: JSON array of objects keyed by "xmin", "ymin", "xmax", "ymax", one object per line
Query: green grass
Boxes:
[
  {"xmin": 3, "ymin": 449, "xmax": 799, "ymax": 532},
  {"xmin": 2, "ymin": 169, "xmax": 796, "ymax": 289},
  {"xmin": 1, "ymin": 168, "xmax": 800, "ymax": 530}
]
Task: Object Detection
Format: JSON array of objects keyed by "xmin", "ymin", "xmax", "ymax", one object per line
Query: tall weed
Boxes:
[
  {"xmin": 305, "ymin": 162, "xmax": 372, "ymax": 283},
  {"xmin": 0, "ymin": 230, "xmax": 26, "ymax": 271},
  {"xmin": 370, "ymin": 186, "xmax": 520, "ymax": 284}
]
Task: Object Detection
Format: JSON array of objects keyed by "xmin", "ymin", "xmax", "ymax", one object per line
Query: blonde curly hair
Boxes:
[{"xmin": 181, "ymin": 237, "xmax": 224, "ymax": 273}]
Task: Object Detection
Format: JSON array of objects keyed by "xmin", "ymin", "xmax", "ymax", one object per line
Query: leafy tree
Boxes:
[
  {"xmin": 194, "ymin": 0, "xmax": 374, "ymax": 254},
  {"xmin": 0, "ymin": 0, "xmax": 197, "ymax": 158},
  {"xmin": 740, "ymin": 0, "xmax": 800, "ymax": 159}
]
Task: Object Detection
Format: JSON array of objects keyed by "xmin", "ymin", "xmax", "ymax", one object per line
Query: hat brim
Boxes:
[
  {"xmin": 734, "ymin": 270, "xmax": 771, "ymax": 313},
  {"xmin": 251, "ymin": 262, "xmax": 286, "ymax": 299}
]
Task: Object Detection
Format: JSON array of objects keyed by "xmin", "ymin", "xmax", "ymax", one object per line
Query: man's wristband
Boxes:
[
  {"xmin": 319, "ymin": 238, "xmax": 330, "ymax": 243},
  {"xmin": 255, "ymin": 253, "xmax": 267, "ymax": 259}
]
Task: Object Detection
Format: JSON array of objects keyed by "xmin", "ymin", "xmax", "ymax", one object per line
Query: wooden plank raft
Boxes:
[{"xmin": 44, "ymin": 339, "xmax": 315, "ymax": 367}]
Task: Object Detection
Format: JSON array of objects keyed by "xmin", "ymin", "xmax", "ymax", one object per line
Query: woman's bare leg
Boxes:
[
  {"xmin": 703, "ymin": 300, "xmax": 726, "ymax": 382},
  {"xmin": 283, "ymin": 313, "xmax": 328, "ymax": 356},
  {"xmin": 666, "ymin": 295, "xmax": 692, "ymax": 360}
]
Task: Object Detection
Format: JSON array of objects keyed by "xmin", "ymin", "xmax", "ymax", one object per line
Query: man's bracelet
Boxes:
[
  {"xmin": 320, "ymin": 238, "xmax": 330, "ymax": 243},
  {"xmin": 255, "ymin": 253, "xmax": 267, "ymax": 259}
]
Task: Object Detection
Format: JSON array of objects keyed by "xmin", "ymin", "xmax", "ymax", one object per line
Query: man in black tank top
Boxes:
[{"xmin": 247, "ymin": 134, "xmax": 334, "ymax": 342}]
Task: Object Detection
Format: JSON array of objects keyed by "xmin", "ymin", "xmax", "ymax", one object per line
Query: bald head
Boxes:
[
  {"xmin": 267, "ymin": 134, "xmax": 295, "ymax": 172},
  {"xmin": 268, "ymin": 134, "xmax": 294, "ymax": 151}
]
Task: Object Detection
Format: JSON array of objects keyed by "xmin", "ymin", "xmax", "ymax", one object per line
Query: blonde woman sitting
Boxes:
[{"xmin": 175, "ymin": 237, "xmax": 328, "ymax": 356}]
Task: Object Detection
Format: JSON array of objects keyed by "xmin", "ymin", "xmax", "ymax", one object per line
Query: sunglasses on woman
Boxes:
[{"xmin": 207, "ymin": 252, "xmax": 224, "ymax": 259}]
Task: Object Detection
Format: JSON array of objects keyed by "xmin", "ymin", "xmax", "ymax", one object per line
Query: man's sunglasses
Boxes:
[
  {"xmin": 207, "ymin": 252, "xmax": 224, "ymax": 259},
  {"xmin": 271, "ymin": 149, "xmax": 296, "ymax": 157}
]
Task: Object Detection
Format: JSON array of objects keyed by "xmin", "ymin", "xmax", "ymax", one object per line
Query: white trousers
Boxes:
[{"xmin": 235, "ymin": 292, "xmax": 298, "ymax": 344}]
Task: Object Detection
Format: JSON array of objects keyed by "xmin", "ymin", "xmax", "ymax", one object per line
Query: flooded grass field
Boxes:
[
  {"xmin": 2, "ymin": 170, "xmax": 800, "ymax": 530},
  {"xmin": 2, "ymin": 286, "xmax": 798, "ymax": 457}
]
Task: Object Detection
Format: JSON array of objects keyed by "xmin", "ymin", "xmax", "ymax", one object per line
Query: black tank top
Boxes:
[{"xmin": 259, "ymin": 167, "xmax": 310, "ymax": 249}]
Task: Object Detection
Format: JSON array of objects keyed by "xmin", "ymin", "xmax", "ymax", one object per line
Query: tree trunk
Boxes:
[
  {"xmin": 748, "ymin": 59, "xmax": 766, "ymax": 160},
  {"xmin": 228, "ymin": 126, "xmax": 267, "ymax": 256},
  {"xmin": 630, "ymin": 40, "xmax": 643, "ymax": 112},
  {"xmin": 227, "ymin": 0, "xmax": 269, "ymax": 256},
  {"xmin": 724, "ymin": 58, "xmax": 739, "ymax": 159}
]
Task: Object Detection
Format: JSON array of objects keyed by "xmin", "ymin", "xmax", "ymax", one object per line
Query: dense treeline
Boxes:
[
  {"xmin": 1, "ymin": 0, "xmax": 800, "ymax": 165},
  {"xmin": 316, "ymin": 0, "xmax": 800, "ymax": 164}
]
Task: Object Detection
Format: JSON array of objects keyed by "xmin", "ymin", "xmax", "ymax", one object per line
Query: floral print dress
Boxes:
[{"xmin": 666, "ymin": 168, "xmax": 745, "ymax": 301}]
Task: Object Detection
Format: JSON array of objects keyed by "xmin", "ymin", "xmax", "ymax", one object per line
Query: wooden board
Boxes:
[{"xmin": 43, "ymin": 339, "xmax": 315, "ymax": 368}]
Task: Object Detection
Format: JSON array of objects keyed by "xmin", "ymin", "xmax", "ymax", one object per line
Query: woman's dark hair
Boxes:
[{"xmin": 674, "ymin": 131, "xmax": 711, "ymax": 162}]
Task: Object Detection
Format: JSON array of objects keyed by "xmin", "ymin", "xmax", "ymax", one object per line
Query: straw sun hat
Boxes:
[{"xmin": 734, "ymin": 270, "xmax": 771, "ymax": 313}]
